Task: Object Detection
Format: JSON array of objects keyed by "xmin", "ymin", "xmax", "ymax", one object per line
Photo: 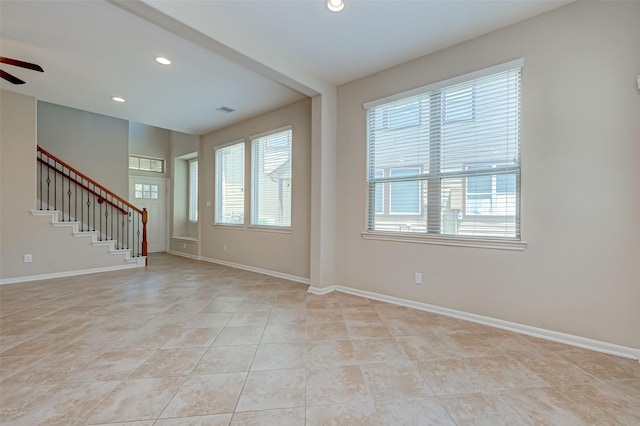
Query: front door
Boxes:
[{"xmin": 129, "ymin": 177, "xmax": 167, "ymax": 253}]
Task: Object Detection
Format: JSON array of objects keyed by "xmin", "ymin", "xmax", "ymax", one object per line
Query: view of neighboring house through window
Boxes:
[
  {"xmin": 129, "ymin": 155, "xmax": 164, "ymax": 173},
  {"xmin": 365, "ymin": 59, "xmax": 522, "ymax": 239},
  {"xmin": 251, "ymin": 128, "xmax": 292, "ymax": 227},
  {"xmin": 188, "ymin": 159, "xmax": 198, "ymax": 223},
  {"xmin": 215, "ymin": 141, "xmax": 244, "ymax": 225}
]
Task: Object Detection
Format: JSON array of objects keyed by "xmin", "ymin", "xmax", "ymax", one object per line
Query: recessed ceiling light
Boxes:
[
  {"xmin": 327, "ymin": 0, "xmax": 344, "ymax": 12},
  {"xmin": 111, "ymin": 96, "xmax": 125, "ymax": 103},
  {"xmin": 155, "ymin": 57, "xmax": 171, "ymax": 65}
]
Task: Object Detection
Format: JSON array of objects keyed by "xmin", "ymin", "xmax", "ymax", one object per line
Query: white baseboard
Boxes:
[
  {"xmin": 200, "ymin": 256, "xmax": 310, "ymax": 286},
  {"xmin": 309, "ymin": 284, "xmax": 640, "ymax": 361},
  {"xmin": 0, "ymin": 262, "xmax": 144, "ymax": 286},
  {"xmin": 167, "ymin": 250, "xmax": 201, "ymax": 261}
]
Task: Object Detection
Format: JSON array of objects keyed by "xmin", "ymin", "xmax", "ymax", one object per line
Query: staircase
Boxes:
[{"xmin": 35, "ymin": 146, "xmax": 147, "ymax": 266}]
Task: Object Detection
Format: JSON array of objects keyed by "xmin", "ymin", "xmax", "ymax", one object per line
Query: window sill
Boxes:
[
  {"xmin": 172, "ymin": 236, "xmax": 198, "ymax": 242},
  {"xmin": 361, "ymin": 231, "xmax": 527, "ymax": 251},
  {"xmin": 248, "ymin": 225, "xmax": 292, "ymax": 234}
]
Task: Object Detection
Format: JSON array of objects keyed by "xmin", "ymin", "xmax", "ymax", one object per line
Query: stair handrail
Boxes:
[
  {"xmin": 37, "ymin": 145, "xmax": 148, "ymax": 258},
  {"xmin": 37, "ymin": 158, "xmax": 129, "ymax": 215}
]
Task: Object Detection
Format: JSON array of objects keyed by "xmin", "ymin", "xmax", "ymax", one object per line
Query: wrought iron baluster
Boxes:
[
  {"xmin": 46, "ymin": 156, "xmax": 51, "ymax": 210},
  {"xmin": 39, "ymin": 153, "xmax": 42, "ymax": 210}
]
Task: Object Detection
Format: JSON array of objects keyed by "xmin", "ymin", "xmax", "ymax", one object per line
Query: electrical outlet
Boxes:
[
  {"xmin": 183, "ymin": 243, "xmax": 186, "ymax": 248},
  {"xmin": 223, "ymin": 244, "xmax": 228, "ymax": 252},
  {"xmin": 24, "ymin": 254, "xmax": 33, "ymax": 263},
  {"xmin": 414, "ymin": 272, "xmax": 422, "ymax": 284}
]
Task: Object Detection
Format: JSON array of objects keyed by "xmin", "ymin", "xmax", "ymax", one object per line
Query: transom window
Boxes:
[
  {"xmin": 365, "ymin": 59, "xmax": 522, "ymax": 240},
  {"xmin": 129, "ymin": 155, "xmax": 164, "ymax": 173}
]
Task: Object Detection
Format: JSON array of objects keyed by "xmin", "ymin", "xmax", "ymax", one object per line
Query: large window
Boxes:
[
  {"xmin": 251, "ymin": 128, "xmax": 292, "ymax": 227},
  {"xmin": 215, "ymin": 142, "xmax": 244, "ymax": 225},
  {"xmin": 188, "ymin": 159, "xmax": 198, "ymax": 223},
  {"xmin": 365, "ymin": 59, "xmax": 522, "ymax": 239}
]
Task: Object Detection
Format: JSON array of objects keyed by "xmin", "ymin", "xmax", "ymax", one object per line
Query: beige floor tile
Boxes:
[
  {"xmin": 130, "ymin": 348, "xmax": 206, "ymax": 378},
  {"xmin": 236, "ymin": 369, "xmax": 306, "ymax": 412},
  {"xmin": 2, "ymin": 254, "xmax": 638, "ymax": 426},
  {"xmin": 228, "ymin": 311, "xmax": 271, "ymax": 327},
  {"xmin": 307, "ymin": 321, "xmax": 350, "ymax": 341},
  {"xmin": 352, "ymin": 338, "xmax": 409, "ymax": 364},
  {"xmin": 5, "ymin": 380, "xmax": 120, "ymax": 425},
  {"xmin": 556, "ymin": 381, "xmax": 640, "ymax": 424},
  {"xmin": 0, "ymin": 382, "xmax": 57, "ymax": 422},
  {"xmin": 374, "ymin": 397, "xmax": 456, "ymax": 425},
  {"xmin": 183, "ymin": 312, "xmax": 233, "ymax": 328},
  {"xmin": 261, "ymin": 324, "xmax": 307, "ymax": 343},
  {"xmin": 88, "ymin": 377, "xmax": 184, "ymax": 423},
  {"xmin": 213, "ymin": 325, "xmax": 265, "ymax": 346},
  {"xmin": 193, "ymin": 345, "xmax": 257, "ymax": 374},
  {"xmin": 560, "ymin": 349, "xmax": 640, "ymax": 381},
  {"xmin": 306, "ymin": 308, "xmax": 344, "ymax": 324},
  {"xmin": 251, "ymin": 343, "xmax": 306, "ymax": 371},
  {"xmin": 501, "ymin": 386, "xmax": 595, "ymax": 425},
  {"xmin": 154, "ymin": 414, "xmax": 233, "ymax": 425},
  {"xmin": 415, "ymin": 357, "xmax": 489, "ymax": 395},
  {"xmin": 438, "ymin": 392, "xmax": 528, "ymax": 425},
  {"xmin": 230, "ymin": 407, "xmax": 305, "ymax": 425},
  {"xmin": 161, "ymin": 327, "xmax": 221, "ymax": 349},
  {"xmin": 396, "ymin": 334, "xmax": 457, "ymax": 360},
  {"xmin": 68, "ymin": 350, "xmax": 154, "ymax": 382},
  {"xmin": 361, "ymin": 362, "xmax": 433, "ymax": 400},
  {"xmin": 266, "ymin": 309, "xmax": 307, "ymax": 326},
  {"xmin": 305, "ymin": 400, "xmax": 379, "ymax": 426},
  {"xmin": 160, "ymin": 372, "xmax": 246, "ymax": 418},
  {"xmin": 306, "ymin": 339, "xmax": 358, "ymax": 367},
  {"xmin": 509, "ymin": 350, "xmax": 598, "ymax": 386},
  {"xmin": 306, "ymin": 364, "xmax": 369, "ymax": 406}
]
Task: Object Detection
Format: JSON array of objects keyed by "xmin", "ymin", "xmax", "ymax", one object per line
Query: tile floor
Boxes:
[{"xmin": 1, "ymin": 253, "xmax": 639, "ymax": 425}]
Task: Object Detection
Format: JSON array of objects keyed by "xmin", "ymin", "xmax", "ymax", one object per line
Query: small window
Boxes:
[
  {"xmin": 215, "ymin": 141, "xmax": 245, "ymax": 225},
  {"xmin": 134, "ymin": 183, "xmax": 159, "ymax": 199},
  {"xmin": 129, "ymin": 155, "xmax": 164, "ymax": 173},
  {"xmin": 188, "ymin": 159, "xmax": 198, "ymax": 223}
]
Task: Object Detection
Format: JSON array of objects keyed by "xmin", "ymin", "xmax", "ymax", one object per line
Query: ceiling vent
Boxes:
[{"xmin": 216, "ymin": 106, "xmax": 235, "ymax": 113}]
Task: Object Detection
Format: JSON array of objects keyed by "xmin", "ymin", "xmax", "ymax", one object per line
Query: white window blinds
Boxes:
[
  {"xmin": 251, "ymin": 128, "xmax": 292, "ymax": 227},
  {"xmin": 365, "ymin": 60, "xmax": 522, "ymax": 239},
  {"xmin": 188, "ymin": 159, "xmax": 198, "ymax": 223},
  {"xmin": 215, "ymin": 142, "xmax": 244, "ymax": 225}
]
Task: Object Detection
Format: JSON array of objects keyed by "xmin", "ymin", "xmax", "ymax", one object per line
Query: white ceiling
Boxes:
[{"xmin": 0, "ymin": 0, "xmax": 571, "ymax": 135}]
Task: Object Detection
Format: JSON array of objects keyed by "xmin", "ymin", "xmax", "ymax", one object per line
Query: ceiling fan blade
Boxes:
[
  {"xmin": 0, "ymin": 69, "xmax": 26, "ymax": 84},
  {"xmin": 0, "ymin": 57, "xmax": 44, "ymax": 72}
]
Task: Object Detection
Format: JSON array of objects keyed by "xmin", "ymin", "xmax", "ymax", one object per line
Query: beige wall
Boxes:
[
  {"xmin": 169, "ymin": 130, "xmax": 200, "ymax": 252},
  {"xmin": 1, "ymin": 91, "xmax": 37, "ymax": 278},
  {"xmin": 201, "ymin": 98, "xmax": 311, "ymax": 279},
  {"xmin": 37, "ymin": 101, "xmax": 129, "ymax": 196},
  {"xmin": 335, "ymin": 1, "xmax": 640, "ymax": 348},
  {"xmin": 129, "ymin": 122, "xmax": 171, "ymax": 179},
  {"xmin": 1, "ymin": 91, "xmax": 132, "ymax": 279}
]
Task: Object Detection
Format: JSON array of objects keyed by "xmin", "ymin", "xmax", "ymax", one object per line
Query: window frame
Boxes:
[
  {"xmin": 250, "ymin": 126, "xmax": 293, "ymax": 229},
  {"xmin": 363, "ymin": 59, "xmax": 526, "ymax": 250},
  {"xmin": 214, "ymin": 140, "xmax": 245, "ymax": 226},
  {"xmin": 188, "ymin": 158, "xmax": 198, "ymax": 223}
]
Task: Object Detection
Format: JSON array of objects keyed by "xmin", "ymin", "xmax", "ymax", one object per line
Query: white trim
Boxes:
[
  {"xmin": 249, "ymin": 125, "xmax": 292, "ymax": 142},
  {"xmin": 201, "ymin": 256, "xmax": 310, "ymax": 285},
  {"xmin": 167, "ymin": 250, "xmax": 201, "ymax": 261},
  {"xmin": 314, "ymin": 284, "xmax": 640, "ymax": 360},
  {"xmin": 0, "ymin": 262, "xmax": 144, "ymax": 286},
  {"xmin": 307, "ymin": 285, "xmax": 337, "ymax": 295},
  {"xmin": 247, "ymin": 225, "xmax": 292, "ymax": 234},
  {"xmin": 363, "ymin": 58, "xmax": 525, "ymax": 110},
  {"xmin": 362, "ymin": 232, "xmax": 527, "ymax": 251}
]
